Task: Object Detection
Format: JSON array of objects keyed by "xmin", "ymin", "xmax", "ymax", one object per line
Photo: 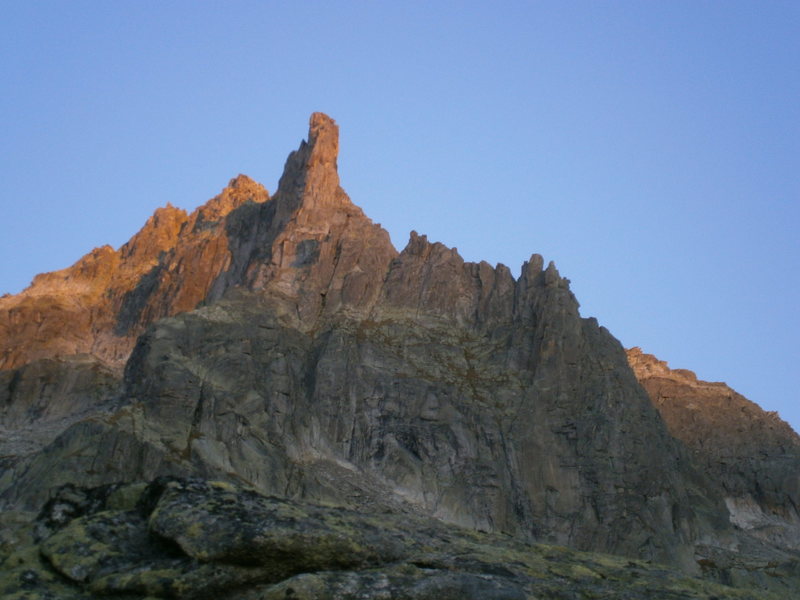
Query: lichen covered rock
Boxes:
[{"xmin": 0, "ymin": 478, "xmax": 786, "ymax": 600}]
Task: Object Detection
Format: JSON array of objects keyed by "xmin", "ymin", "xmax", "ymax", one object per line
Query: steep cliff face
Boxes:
[
  {"xmin": 0, "ymin": 114, "xmax": 797, "ymax": 591},
  {"xmin": 627, "ymin": 347, "xmax": 800, "ymax": 551},
  {"xmin": 0, "ymin": 355, "xmax": 119, "ymax": 462}
]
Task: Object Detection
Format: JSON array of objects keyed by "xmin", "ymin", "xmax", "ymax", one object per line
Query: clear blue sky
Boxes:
[{"xmin": 1, "ymin": 2, "xmax": 798, "ymax": 432}]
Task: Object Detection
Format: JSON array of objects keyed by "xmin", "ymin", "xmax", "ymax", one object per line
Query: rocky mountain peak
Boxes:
[
  {"xmin": 228, "ymin": 173, "xmax": 258, "ymax": 189},
  {"xmin": 274, "ymin": 112, "xmax": 349, "ymax": 218},
  {"xmin": 119, "ymin": 203, "xmax": 188, "ymax": 262},
  {"xmin": 308, "ymin": 111, "xmax": 340, "ymax": 164},
  {"xmin": 0, "ymin": 178, "xmax": 273, "ymax": 371},
  {"xmin": 2, "ymin": 114, "xmax": 800, "ymax": 598},
  {"xmin": 192, "ymin": 174, "xmax": 269, "ymax": 226}
]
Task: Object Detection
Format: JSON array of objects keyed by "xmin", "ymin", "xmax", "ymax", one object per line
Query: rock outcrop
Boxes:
[
  {"xmin": 627, "ymin": 347, "xmax": 800, "ymax": 553},
  {"xmin": 0, "ymin": 477, "xmax": 788, "ymax": 600},
  {"xmin": 1, "ymin": 113, "xmax": 798, "ymax": 597}
]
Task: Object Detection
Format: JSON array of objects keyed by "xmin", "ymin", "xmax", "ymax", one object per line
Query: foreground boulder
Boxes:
[{"xmin": 0, "ymin": 477, "xmax": 790, "ymax": 600}]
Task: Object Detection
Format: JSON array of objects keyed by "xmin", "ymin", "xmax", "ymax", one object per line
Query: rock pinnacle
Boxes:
[
  {"xmin": 307, "ymin": 112, "xmax": 339, "ymax": 168},
  {"xmin": 274, "ymin": 112, "xmax": 349, "ymax": 216}
]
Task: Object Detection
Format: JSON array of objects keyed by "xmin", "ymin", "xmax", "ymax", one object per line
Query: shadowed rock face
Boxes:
[
  {"xmin": 0, "ymin": 355, "xmax": 119, "ymax": 459},
  {"xmin": 627, "ymin": 347, "xmax": 800, "ymax": 551},
  {"xmin": 3, "ymin": 477, "xmax": 786, "ymax": 600},
  {"xmin": 0, "ymin": 114, "xmax": 798, "ymax": 593}
]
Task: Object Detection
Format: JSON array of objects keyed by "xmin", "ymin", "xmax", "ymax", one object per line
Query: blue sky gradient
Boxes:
[{"xmin": 1, "ymin": 2, "xmax": 798, "ymax": 431}]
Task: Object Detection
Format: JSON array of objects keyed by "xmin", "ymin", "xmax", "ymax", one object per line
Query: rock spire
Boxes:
[{"xmin": 274, "ymin": 112, "xmax": 348, "ymax": 216}]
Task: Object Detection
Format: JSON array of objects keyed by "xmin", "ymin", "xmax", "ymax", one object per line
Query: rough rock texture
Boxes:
[
  {"xmin": 0, "ymin": 114, "xmax": 798, "ymax": 596},
  {"xmin": 0, "ymin": 175, "xmax": 268, "ymax": 464},
  {"xmin": 628, "ymin": 347, "xmax": 800, "ymax": 552},
  {"xmin": 0, "ymin": 174, "xmax": 269, "ymax": 371},
  {"xmin": 0, "ymin": 355, "xmax": 120, "ymax": 459},
  {"xmin": 0, "ymin": 477, "xmax": 788, "ymax": 600}
]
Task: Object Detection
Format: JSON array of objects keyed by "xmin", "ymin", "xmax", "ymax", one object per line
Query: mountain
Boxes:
[{"xmin": 1, "ymin": 113, "xmax": 798, "ymax": 598}]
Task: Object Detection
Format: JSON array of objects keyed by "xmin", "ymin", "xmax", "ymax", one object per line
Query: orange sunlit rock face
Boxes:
[{"xmin": 0, "ymin": 175, "xmax": 269, "ymax": 371}]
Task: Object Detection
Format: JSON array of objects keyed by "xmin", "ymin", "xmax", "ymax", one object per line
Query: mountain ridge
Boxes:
[
  {"xmin": 627, "ymin": 347, "xmax": 800, "ymax": 553},
  {"xmin": 0, "ymin": 173, "xmax": 270, "ymax": 371}
]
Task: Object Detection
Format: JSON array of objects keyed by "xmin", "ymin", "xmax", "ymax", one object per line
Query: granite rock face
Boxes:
[
  {"xmin": 0, "ymin": 355, "xmax": 120, "ymax": 459},
  {"xmin": 0, "ymin": 174, "xmax": 269, "ymax": 371},
  {"xmin": 0, "ymin": 173, "xmax": 268, "ymax": 463},
  {"xmin": 627, "ymin": 347, "xmax": 800, "ymax": 552},
  {"xmin": 0, "ymin": 114, "xmax": 798, "ymax": 595}
]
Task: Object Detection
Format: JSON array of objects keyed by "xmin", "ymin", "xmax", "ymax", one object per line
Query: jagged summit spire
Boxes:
[
  {"xmin": 274, "ymin": 112, "xmax": 349, "ymax": 214},
  {"xmin": 307, "ymin": 112, "xmax": 339, "ymax": 167}
]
